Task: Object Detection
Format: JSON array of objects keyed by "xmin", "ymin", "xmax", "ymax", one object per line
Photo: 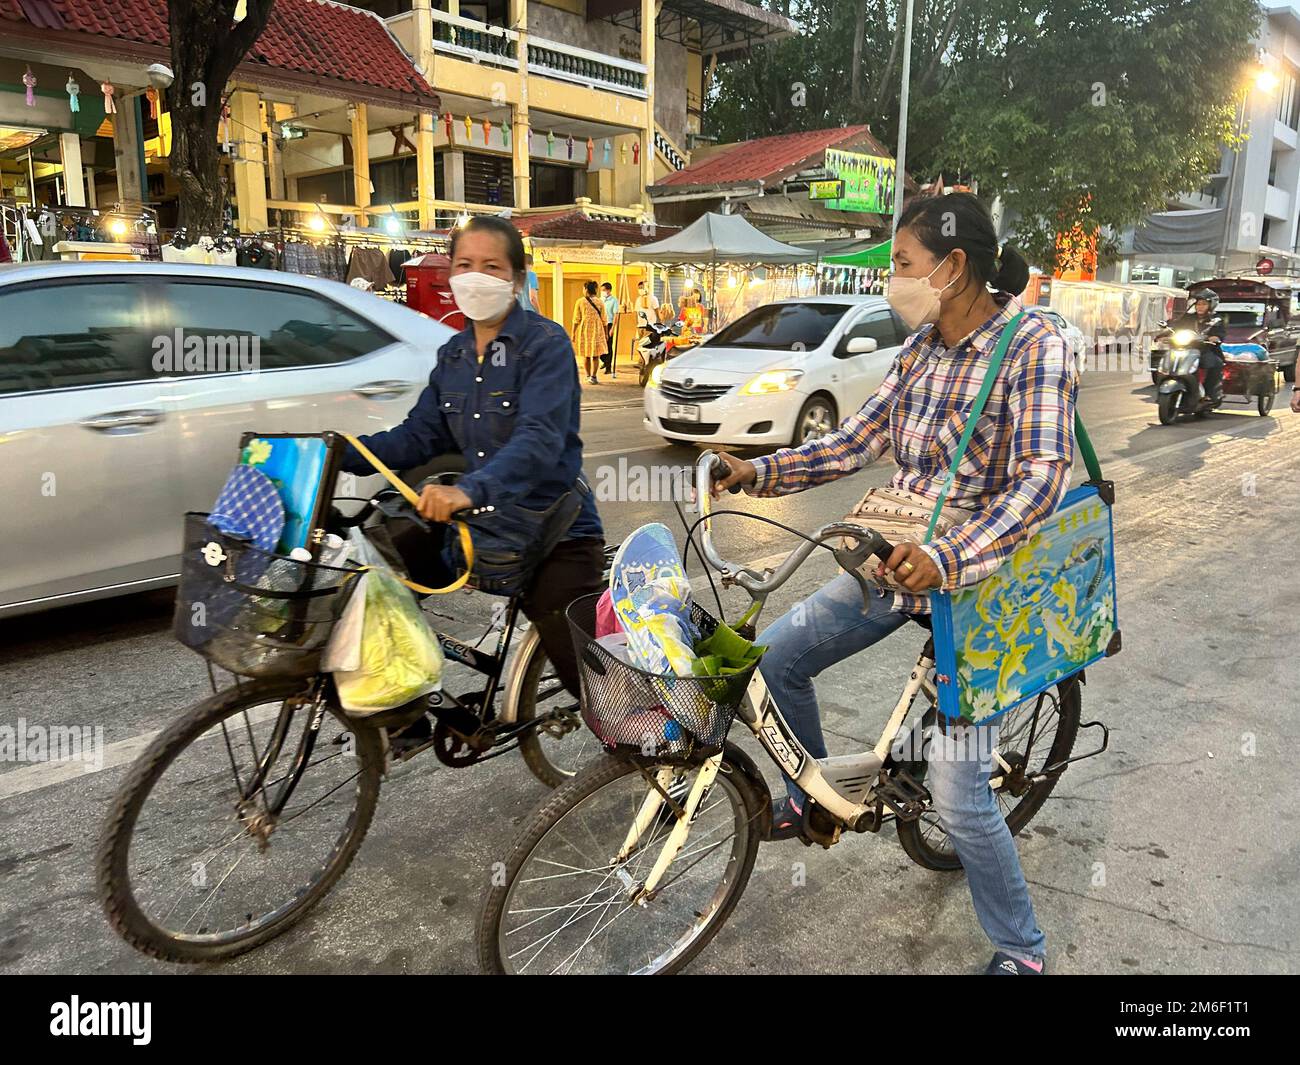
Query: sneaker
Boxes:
[{"xmin": 985, "ymin": 951, "xmax": 1045, "ymax": 975}]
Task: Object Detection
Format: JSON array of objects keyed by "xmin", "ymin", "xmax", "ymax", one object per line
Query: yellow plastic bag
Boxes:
[{"xmin": 333, "ymin": 531, "xmax": 444, "ymax": 715}]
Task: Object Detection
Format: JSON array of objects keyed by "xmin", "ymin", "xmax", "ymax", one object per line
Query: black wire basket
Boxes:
[
  {"xmin": 566, "ymin": 592, "xmax": 759, "ymax": 764},
  {"xmin": 173, "ymin": 513, "xmax": 362, "ymax": 679}
]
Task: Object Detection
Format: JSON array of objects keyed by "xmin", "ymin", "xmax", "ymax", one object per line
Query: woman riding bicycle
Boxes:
[
  {"xmin": 712, "ymin": 193, "xmax": 1078, "ymax": 976},
  {"xmin": 340, "ymin": 215, "xmax": 605, "ymax": 716}
]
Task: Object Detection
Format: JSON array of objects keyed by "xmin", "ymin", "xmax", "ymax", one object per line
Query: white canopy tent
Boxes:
[
  {"xmin": 623, "ymin": 212, "xmax": 815, "ymax": 328},
  {"xmin": 622, "ymin": 211, "xmax": 814, "ymax": 265}
]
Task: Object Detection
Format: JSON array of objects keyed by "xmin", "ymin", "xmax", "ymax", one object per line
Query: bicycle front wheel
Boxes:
[
  {"xmin": 477, "ymin": 748, "xmax": 764, "ymax": 974},
  {"xmin": 97, "ymin": 677, "xmax": 384, "ymax": 963}
]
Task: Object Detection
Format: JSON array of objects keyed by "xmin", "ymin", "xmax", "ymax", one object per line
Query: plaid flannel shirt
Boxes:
[{"xmin": 748, "ymin": 293, "xmax": 1078, "ymax": 614}]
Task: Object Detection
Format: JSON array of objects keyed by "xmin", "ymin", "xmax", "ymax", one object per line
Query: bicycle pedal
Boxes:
[{"xmin": 875, "ymin": 769, "xmax": 931, "ymax": 822}]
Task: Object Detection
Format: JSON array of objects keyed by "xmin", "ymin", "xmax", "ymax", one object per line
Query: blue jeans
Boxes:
[{"xmin": 757, "ymin": 572, "xmax": 1047, "ymax": 962}]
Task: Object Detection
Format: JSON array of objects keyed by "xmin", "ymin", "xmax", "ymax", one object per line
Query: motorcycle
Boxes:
[
  {"xmin": 634, "ymin": 319, "xmax": 685, "ymax": 386},
  {"xmin": 1155, "ymin": 325, "xmax": 1220, "ymax": 424}
]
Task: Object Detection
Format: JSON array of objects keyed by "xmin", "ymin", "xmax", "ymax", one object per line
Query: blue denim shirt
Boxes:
[{"xmin": 341, "ymin": 302, "xmax": 603, "ymax": 540}]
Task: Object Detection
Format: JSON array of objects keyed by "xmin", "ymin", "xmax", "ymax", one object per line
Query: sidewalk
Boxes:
[{"xmin": 578, "ymin": 363, "xmax": 645, "ymax": 409}]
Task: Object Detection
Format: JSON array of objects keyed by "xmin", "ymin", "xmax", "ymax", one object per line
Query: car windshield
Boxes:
[
  {"xmin": 1218, "ymin": 304, "xmax": 1266, "ymax": 327},
  {"xmin": 702, "ymin": 302, "xmax": 852, "ymax": 351}
]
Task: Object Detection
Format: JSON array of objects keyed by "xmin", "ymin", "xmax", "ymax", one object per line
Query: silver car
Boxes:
[{"xmin": 0, "ymin": 261, "xmax": 454, "ymax": 617}]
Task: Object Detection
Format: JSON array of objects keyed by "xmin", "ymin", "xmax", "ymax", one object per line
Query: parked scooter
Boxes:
[
  {"xmin": 1155, "ymin": 325, "xmax": 1220, "ymax": 424},
  {"xmin": 635, "ymin": 319, "xmax": 684, "ymax": 386}
]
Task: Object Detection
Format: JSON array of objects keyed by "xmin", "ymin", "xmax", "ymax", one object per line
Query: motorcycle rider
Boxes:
[{"xmin": 1172, "ymin": 288, "xmax": 1227, "ymax": 402}]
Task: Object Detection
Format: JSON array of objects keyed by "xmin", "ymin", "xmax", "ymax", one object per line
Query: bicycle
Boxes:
[
  {"xmin": 97, "ymin": 480, "xmax": 606, "ymax": 963},
  {"xmin": 476, "ymin": 450, "xmax": 1110, "ymax": 974}
]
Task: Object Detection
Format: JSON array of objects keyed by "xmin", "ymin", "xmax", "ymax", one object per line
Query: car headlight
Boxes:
[
  {"xmin": 648, "ymin": 363, "xmax": 664, "ymax": 387},
  {"xmin": 740, "ymin": 369, "xmax": 804, "ymax": 395},
  {"xmin": 1172, "ymin": 329, "xmax": 1197, "ymax": 345}
]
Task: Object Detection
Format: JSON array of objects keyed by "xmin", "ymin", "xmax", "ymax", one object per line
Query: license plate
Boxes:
[{"xmin": 667, "ymin": 403, "xmax": 700, "ymax": 421}]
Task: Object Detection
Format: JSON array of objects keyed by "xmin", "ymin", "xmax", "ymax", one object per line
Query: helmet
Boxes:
[{"xmin": 1189, "ymin": 288, "xmax": 1219, "ymax": 312}]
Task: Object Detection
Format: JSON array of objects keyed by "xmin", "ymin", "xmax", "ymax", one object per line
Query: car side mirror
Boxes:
[{"xmin": 845, "ymin": 336, "xmax": 878, "ymax": 355}]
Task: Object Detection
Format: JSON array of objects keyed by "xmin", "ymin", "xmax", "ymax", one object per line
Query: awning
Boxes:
[
  {"xmin": 621, "ymin": 211, "xmax": 814, "ymax": 265},
  {"xmin": 825, "ymin": 239, "xmax": 892, "ymax": 269},
  {"xmin": 590, "ymin": 0, "xmax": 796, "ymax": 57},
  {"xmin": 1129, "ymin": 209, "xmax": 1223, "ymax": 256}
]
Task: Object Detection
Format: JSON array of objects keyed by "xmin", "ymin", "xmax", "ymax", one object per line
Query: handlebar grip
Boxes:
[{"xmin": 709, "ymin": 455, "xmax": 743, "ymax": 495}]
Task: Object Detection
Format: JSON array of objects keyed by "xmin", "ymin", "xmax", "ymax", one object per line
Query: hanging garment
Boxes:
[
  {"xmin": 282, "ymin": 241, "xmax": 323, "ymax": 276},
  {"xmin": 388, "ymin": 248, "xmax": 411, "ymax": 279},
  {"xmin": 346, "ymin": 247, "xmax": 396, "ymax": 289},
  {"xmin": 317, "ymin": 243, "xmax": 347, "ymax": 282},
  {"xmin": 237, "ymin": 244, "xmax": 277, "ymax": 269}
]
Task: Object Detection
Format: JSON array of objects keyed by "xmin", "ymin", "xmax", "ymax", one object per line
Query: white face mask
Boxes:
[
  {"xmin": 449, "ymin": 271, "xmax": 518, "ymax": 322},
  {"xmin": 886, "ymin": 255, "xmax": 959, "ymax": 330}
]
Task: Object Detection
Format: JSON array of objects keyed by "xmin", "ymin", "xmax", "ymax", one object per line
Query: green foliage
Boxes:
[{"xmin": 706, "ymin": 0, "xmax": 1262, "ymax": 269}]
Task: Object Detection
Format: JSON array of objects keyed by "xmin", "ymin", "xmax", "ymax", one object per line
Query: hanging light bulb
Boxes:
[
  {"xmin": 308, "ymin": 214, "xmax": 326, "ymax": 232},
  {"xmin": 108, "ymin": 218, "xmax": 127, "ymax": 237},
  {"xmin": 456, "ymin": 211, "xmax": 471, "ymax": 228},
  {"xmin": 384, "ymin": 215, "xmax": 401, "ymax": 235}
]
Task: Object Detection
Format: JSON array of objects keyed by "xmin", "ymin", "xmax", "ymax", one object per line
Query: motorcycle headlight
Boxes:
[
  {"xmin": 741, "ymin": 369, "xmax": 804, "ymax": 395},
  {"xmin": 648, "ymin": 363, "xmax": 664, "ymax": 388},
  {"xmin": 1172, "ymin": 329, "xmax": 1197, "ymax": 345}
]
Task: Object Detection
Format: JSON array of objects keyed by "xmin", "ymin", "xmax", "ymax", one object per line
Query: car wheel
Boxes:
[{"xmin": 792, "ymin": 395, "xmax": 837, "ymax": 446}]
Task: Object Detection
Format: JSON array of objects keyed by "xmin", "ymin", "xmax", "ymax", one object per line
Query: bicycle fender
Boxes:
[
  {"xmin": 497, "ymin": 622, "xmax": 542, "ymax": 725},
  {"xmin": 722, "ymin": 740, "xmax": 773, "ymax": 839}
]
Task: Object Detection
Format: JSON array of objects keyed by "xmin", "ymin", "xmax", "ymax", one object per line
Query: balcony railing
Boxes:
[
  {"xmin": 431, "ymin": 11, "xmax": 519, "ymax": 69},
  {"xmin": 412, "ymin": 11, "xmax": 648, "ymax": 98},
  {"xmin": 526, "ymin": 36, "xmax": 647, "ymax": 97}
]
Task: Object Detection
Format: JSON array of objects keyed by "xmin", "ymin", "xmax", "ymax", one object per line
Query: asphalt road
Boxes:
[{"xmin": 2, "ymin": 370, "xmax": 1298, "ymax": 974}]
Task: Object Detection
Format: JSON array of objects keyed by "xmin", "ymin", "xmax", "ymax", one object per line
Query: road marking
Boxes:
[{"xmin": 0, "ymin": 703, "xmax": 283, "ymax": 801}]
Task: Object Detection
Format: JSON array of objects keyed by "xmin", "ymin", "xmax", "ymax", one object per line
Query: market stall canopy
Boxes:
[
  {"xmin": 621, "ymin": 212, "xmax": 813, "ymax": 265},
  {"xmin": 824, "ymin": 239, "xmax": 891, "ymax": 269}
]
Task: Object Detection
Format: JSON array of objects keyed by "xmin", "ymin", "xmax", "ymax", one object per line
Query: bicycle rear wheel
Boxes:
[
  {"xmin": 97, "ymin": 677, "xmax": 384, "ymax": 962},
  {"xmin": 896, "ymin": 678, "xmax": 1081, "ymax": 872},
  {"xmin": 477, "ymin": 748, "xmax": 764, "ymax": 974}
]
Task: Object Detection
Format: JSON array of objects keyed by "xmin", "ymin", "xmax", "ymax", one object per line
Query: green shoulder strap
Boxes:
[{"xmin": 924, "ymin": 312, "xmax": 1102, "ymax": 543}]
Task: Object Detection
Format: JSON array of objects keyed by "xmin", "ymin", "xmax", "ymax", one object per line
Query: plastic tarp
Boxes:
[
  {"xmin": 824, "ymin": 238, "xmax": 892, "ymax": 268},
  {"xmin": 1130, "ymin": 209, "xmax": 1223, "ymax": 255},
  {"xmin": 622, "ymin": 212, "xmax": 814, "ymax": 265}
]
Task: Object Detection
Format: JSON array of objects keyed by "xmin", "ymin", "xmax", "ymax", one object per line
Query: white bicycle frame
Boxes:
[{"xmin": 619, "ymin": 452, "xmax": 947, "ymax": 899}]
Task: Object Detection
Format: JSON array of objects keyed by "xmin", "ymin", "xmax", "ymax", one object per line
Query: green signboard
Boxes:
[{"xmin": 824, "ymin": 147, "xmax": 897, "ymax": 214}]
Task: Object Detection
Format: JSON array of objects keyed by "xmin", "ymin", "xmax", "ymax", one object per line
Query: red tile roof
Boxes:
[
  {"xmin": 659, "ymin": 125, "xmax": 888, "ymax": 188},
  {"xmin": 0, "ymin": 0, "xmax": 437, "ymax": 107},
  {"xmin": 513, "ymin": 210, "xmax": 680, "ymax": 246}
]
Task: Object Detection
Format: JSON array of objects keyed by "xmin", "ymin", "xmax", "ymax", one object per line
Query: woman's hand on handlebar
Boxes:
[
  {"xmin": 709, "ymin": 452, "xmax": 757, "ymax": 499},
  {"xmin": 878, "ymin": 542, "xmax": 943, "ymax": 593},
  {"xmin": 418, "ymin": 483, "xmax": 474, "ymax": 523}
]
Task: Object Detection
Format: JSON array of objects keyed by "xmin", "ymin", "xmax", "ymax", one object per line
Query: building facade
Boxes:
[{"xmin": 1, "ymin": 0, "xmax": 792, "ymax": 238}]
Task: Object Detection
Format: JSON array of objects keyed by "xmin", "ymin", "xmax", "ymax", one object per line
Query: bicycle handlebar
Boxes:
[
  {"xmin": 335, "ymin": 489, "xmax": 492, "ymax": 532},
  {"xmin": 695, "ymin": 451, "xmax": 897, "ymax": 598}
]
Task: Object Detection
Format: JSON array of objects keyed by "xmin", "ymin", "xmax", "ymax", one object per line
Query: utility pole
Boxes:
[{"xmin": 891, "ymin": 0, "xmax": 916, "ymax": 236}]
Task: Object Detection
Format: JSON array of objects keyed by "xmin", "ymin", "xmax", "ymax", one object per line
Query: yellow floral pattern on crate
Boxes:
[{"xmin": 948, "ymin": 493, "xmax": 1115, "ymax": 723}]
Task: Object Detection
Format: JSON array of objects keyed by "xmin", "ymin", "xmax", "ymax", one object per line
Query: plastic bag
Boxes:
[{"xmin": 333, "ymin": 529, "xmax": 444, "ymax": 714}]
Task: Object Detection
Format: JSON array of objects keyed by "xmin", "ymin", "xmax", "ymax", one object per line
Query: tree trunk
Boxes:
[
  {"xmin": 166, "ymin": 0, "xmax": 275, "ymax": 236},
  {"xmin": 850, "ymin": 2, "xmax": 868, "ymax": 107}
]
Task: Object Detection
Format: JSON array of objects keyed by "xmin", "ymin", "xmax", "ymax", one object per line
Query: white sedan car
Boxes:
[
  {"xmin": 644, "ymin": 295, "xmax": 907, "ymax": 447},
  {"xmin": 0, "ymin": 261, "xmax": 454, "ymax": 617}
]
